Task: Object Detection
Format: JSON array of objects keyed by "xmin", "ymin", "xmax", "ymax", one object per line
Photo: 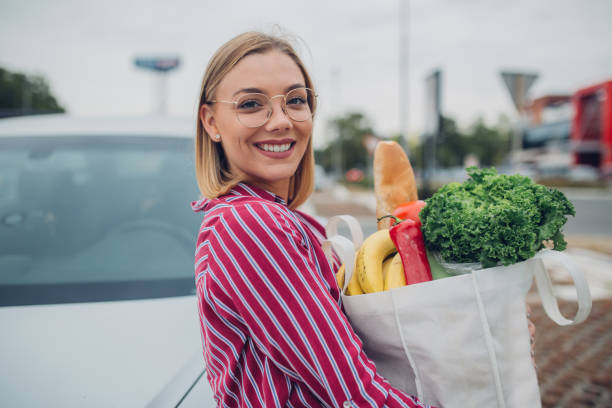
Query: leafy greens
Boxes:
[{"xmin": 420, "ymin": 167, "xmax": 575, "ymax": 268}]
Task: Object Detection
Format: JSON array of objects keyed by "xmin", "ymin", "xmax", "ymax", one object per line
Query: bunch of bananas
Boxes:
[{"xmin": 335, "ymin": 229, "xmax": 406, "ymax": 295}]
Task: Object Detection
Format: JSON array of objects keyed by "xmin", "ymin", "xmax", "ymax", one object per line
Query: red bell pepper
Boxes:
[
  {"xmin": 391, "ymin": 200, "xmax": 426, "ymax": 225},
  {"xmin": 386, "ymin": 216, "xmax": 432, "ymax": 285}
]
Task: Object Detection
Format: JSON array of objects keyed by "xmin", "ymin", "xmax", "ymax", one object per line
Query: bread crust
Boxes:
[{"xmin": 374, "ymin": 141, "xmax": 418, "ymax": 229}]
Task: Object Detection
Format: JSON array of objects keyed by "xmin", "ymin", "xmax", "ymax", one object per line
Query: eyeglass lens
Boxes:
[{"xmin": 235, "ymin": 88, "xmax": 315, "ymax": 127}]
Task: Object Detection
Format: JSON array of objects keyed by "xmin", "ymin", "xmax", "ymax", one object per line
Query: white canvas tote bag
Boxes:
[{"xmin": 323, "ymin": 215, "xmax": 592, "ymax": 408}]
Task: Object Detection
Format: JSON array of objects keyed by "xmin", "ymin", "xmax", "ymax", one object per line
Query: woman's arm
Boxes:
[{"xmin": 202, "ymin": 202, "xmax": 429, "ymax": 407}]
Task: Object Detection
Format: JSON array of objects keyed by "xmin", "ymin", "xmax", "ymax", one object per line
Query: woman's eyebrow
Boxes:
[
  {"xmin": 232, "ymin": 87, "xmax": 263, "ymax": 97},
  {"xmin": 232, "ymin": 84, "xmax": 306, "ymax": 97},
  {"xmin": 285, "ymin": 83, "xmax": 306, "ymax": 92}
]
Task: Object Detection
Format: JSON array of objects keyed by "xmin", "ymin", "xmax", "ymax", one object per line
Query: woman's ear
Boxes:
[{"xmin": 199, "ymin": 104, "xmax": 219, "ymax": 142}]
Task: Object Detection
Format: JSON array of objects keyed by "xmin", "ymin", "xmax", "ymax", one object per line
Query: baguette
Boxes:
[{"xmin": 373, "ymin": 141, "xmax": 418, "ymax": 229}]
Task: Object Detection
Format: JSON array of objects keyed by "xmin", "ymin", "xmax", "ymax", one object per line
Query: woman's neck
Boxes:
[{"xmin": 244, "ymin": 178, "xmax": 290, "ymax": 202}]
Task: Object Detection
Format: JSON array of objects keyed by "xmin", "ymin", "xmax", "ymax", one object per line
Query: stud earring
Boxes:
[{"xmin": 215, "ymin": 134, "xmax": 221, "ymax": 140}]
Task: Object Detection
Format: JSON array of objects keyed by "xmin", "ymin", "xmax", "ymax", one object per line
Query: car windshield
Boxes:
[{"xmin": 0, "ymin": 135, "xmax": 201, "ymax": 306}]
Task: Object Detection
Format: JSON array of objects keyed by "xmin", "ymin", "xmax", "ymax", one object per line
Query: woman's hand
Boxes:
[{"xmin": 527, "ymin": 303, "xmax": 536, "ymax": 369}]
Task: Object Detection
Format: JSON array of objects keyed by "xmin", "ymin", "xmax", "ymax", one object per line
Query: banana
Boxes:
[
  {"xmin": 355, "ymin": 229, "xmax": 397, "ymax": 293},
  {"xmin": 335, "ymin": 264, "xmax": 345, "ymax": 288},
  {"xmin": 383, "ymin": 252, "xmax": 406, "ymax": 290},
  {"xmin": 381, "ymin": 254, "xmax": 395, "ymax": 284},
  {"xmin": 346, "ymin": 264, "xmax": 364, "ymax": 295},
  {"xmin": 335, "ymin": 263, "xmax": 364, "ymax": 295}
]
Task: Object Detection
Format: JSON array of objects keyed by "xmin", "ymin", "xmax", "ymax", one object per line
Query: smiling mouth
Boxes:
[{"xmin": 256, "ymin": 142, "xmax": 295, "ymax": 153}]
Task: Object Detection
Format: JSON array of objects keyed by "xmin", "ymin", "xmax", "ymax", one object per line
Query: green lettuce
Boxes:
[{"xmin": 420, "ymin": 167, "xmax": 575, "ymax": 268}]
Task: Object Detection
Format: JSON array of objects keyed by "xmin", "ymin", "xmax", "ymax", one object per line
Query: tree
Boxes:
[
  {"xmin": 435, "ymin": 116, "xmax": 467, "ymax": 168},
  {"xmin": 415, "ymin": 115, "xmax": 512, "ymax": 171},
  {"xmin": 315, "ymin": 111, "xmax": 374, "ymax": 175},
  {"xmin": 0, "ymin": 67, "xmax": 66, "ymax": 118},
  {"xmin": 407, "ymin": 138, "xmax": 424, "ymax": 170}
]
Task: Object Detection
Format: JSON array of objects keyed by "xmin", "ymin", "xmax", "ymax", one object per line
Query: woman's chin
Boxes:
[{"xmin": 261, "ymin": 164, "xmax": 299, "ymax": 181}]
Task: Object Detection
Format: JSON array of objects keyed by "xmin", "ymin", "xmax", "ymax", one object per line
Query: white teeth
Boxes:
[{"xmin": 259, "ymin": 143, "xmax": 292, "ymax": 152}]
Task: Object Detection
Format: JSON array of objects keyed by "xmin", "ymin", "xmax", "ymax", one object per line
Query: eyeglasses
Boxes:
[{"xmin": 207, "ymin": 87, "xmax": 317, "ymax": 128}]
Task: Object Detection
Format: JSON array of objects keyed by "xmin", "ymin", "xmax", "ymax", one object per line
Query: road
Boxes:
[{"xmin": 561, "ymin": 192, "xmax": 612, "ymax": 237}]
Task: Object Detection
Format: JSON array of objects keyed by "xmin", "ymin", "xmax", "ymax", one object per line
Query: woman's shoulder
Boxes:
[
  {"xmin": 197, "ymin": 193, "xmax": 306, "ymax": 240},
  {"xmin": 293, "ymin": 209, "xmax": 327, "ymax": 237},
  {"xmin": 195, "ymin": 196, "xmax": 316, "ymax": 272},
  {"xmin": 207, "ymin": 194, "xmax": 290, "ymax": 221},
  {"xmin": 192, "ymin": 184, "xmax": 320, "ymax": 248},
  {"xmin": 193, "ymin": 183, "xmax": 288, "ymax": 217}
]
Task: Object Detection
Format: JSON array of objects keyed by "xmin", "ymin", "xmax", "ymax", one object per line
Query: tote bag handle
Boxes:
[
  {"xmin": 322, "ymin": 215, "xmax": 363, "ymax": 294},
  {"xmin": 533, "ymin": 249, "xmax": 592, "ymax": 326}
]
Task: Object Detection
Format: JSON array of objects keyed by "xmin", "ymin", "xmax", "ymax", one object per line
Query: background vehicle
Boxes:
[
  {"xmin": 572, "ymin": 80, "xmax": 612, "ymax": 176},
  {"xmin": 0, "ymin": 114, "xmax": 215, "ymax": 407},
  {"xmin": 521, "ymin": 79, "xmax": 612, "ymax": 179}
]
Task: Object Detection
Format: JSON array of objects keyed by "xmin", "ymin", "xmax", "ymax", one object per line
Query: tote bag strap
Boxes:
[
  {"xmin": 322, "ymin": 215, "xmax": 363, "ymax": 294},
  {"xmin": 471, "ymin": 272, "xmax": 506, "ymax": 407},
  {"xmin": 533, "ymin": 249, "xmax": 592, "ymax": 326},
  {"xmin": 389, "ymin": 289, "xmax": 424, "ymax": 402}
]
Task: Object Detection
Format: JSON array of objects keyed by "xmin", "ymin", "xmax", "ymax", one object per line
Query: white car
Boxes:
[{"xmin": 0, "ymin": 114, "xmax": 215, "ymax": 407}]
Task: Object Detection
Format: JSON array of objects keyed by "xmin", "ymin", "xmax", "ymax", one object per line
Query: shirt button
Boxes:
[{"xmin": 343, "ymin": 401, "xmax": 352, "ymax": 407}]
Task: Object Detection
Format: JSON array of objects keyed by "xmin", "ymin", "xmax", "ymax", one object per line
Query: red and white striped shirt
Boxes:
[{"xmin": 192, "ymin": 183, "xmax": 428, "ymax": 407}]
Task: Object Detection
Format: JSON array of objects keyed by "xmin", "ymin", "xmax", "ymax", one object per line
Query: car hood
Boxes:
[{"xmin": 0, "ymin": 295, "xmax": 204, "ymax": 407}]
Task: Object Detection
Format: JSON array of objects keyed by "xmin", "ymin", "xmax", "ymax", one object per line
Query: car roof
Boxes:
[{"xmin": 0, "ymin": 114, "xmax": 195, "ymax": 139}]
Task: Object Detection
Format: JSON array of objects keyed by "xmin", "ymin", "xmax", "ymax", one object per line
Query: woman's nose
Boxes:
[{"xmin": 264, "ymin": 98, "xmax": 292, "ymax": 131}]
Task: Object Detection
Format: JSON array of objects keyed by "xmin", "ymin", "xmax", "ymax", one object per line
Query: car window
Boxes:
[{"xmin": 0, "ymin": 135, "xmax": 202, "ymax": 305}]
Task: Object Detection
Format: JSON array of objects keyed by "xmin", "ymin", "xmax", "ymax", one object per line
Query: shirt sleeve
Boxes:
[{"xmin": 203, "ymin": 201, "xmax": 430, "ymax": 407}]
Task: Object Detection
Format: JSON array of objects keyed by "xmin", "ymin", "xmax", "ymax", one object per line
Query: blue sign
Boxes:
[{"xmin": 134, "ymin": 57, "xmax": 180, "ymax": 72}]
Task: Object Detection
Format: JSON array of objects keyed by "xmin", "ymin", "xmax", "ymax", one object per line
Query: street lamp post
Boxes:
[
  {"xmin": 422, "ymin": 69, "xmax": 443, "ymax": 197},
  {"xmin": 399, "ymin": 0, "xmax": 410, "ymax": 152},
  {"xmin": 134, "ymin": 57, "xmax": 180, "ymax": 116}
]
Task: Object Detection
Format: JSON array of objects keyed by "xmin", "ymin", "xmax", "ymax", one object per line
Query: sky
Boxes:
[{"xmin": 1, "ymin": 0, "xmax": 611, "ymax": 148}]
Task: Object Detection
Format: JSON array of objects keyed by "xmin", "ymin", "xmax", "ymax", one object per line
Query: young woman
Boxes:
[
  {"xmin": 192, "ymin": 31, "xmax": 536, "ymax": 407},
  {"xmin": 192, "ymin": 31, "xmax": 429, "ymax": 407}
]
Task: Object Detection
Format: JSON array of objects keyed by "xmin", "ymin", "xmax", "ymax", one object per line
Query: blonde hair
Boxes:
[{"xmin": 195, "ymin": 31, "xmax": 316, "ymax": 210}]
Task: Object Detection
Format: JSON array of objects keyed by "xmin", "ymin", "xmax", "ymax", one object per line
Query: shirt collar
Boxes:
[
  {"xmin": 230, "ymin": 182, "xmax": 287, "ymax": 205},
  {"xmin": 191, "ymin": 182, "xmax": 286, "ymax": 212}
]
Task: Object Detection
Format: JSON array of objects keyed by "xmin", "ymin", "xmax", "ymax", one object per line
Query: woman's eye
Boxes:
[
  {"xmin": 287, "ymin": 97, "xmax": 307, "ymax": 106},
  {"xmin": 238, "ymin": 100, "xmax": 263, "ymax": 110}
]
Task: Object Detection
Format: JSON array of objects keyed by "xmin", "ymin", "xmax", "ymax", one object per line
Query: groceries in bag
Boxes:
[
  {"xmin": 337, "ymin": 220, "xmax": 433, "ymax": 294},
  {"xmin": 335, "ymin": 141, "xmax": 433, "ymax": 293},
  {"xmin": 337, "ymin": 141, "xmax": 577, "ymax": 294}
]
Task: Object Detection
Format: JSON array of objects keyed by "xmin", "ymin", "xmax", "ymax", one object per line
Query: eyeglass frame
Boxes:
[{"xmin": 206, "ymin": 87, "xmax": 318, "ymax": 128}]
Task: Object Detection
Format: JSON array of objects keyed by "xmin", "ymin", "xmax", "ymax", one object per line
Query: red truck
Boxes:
[{"xmin": 572, "ymin": 80, "xmax": 612, "ymax": 177}]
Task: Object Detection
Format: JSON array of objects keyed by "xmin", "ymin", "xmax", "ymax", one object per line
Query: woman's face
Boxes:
[{"xmin": 200, "ymin": 50, "xmax": 313, "ymax": 199}]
